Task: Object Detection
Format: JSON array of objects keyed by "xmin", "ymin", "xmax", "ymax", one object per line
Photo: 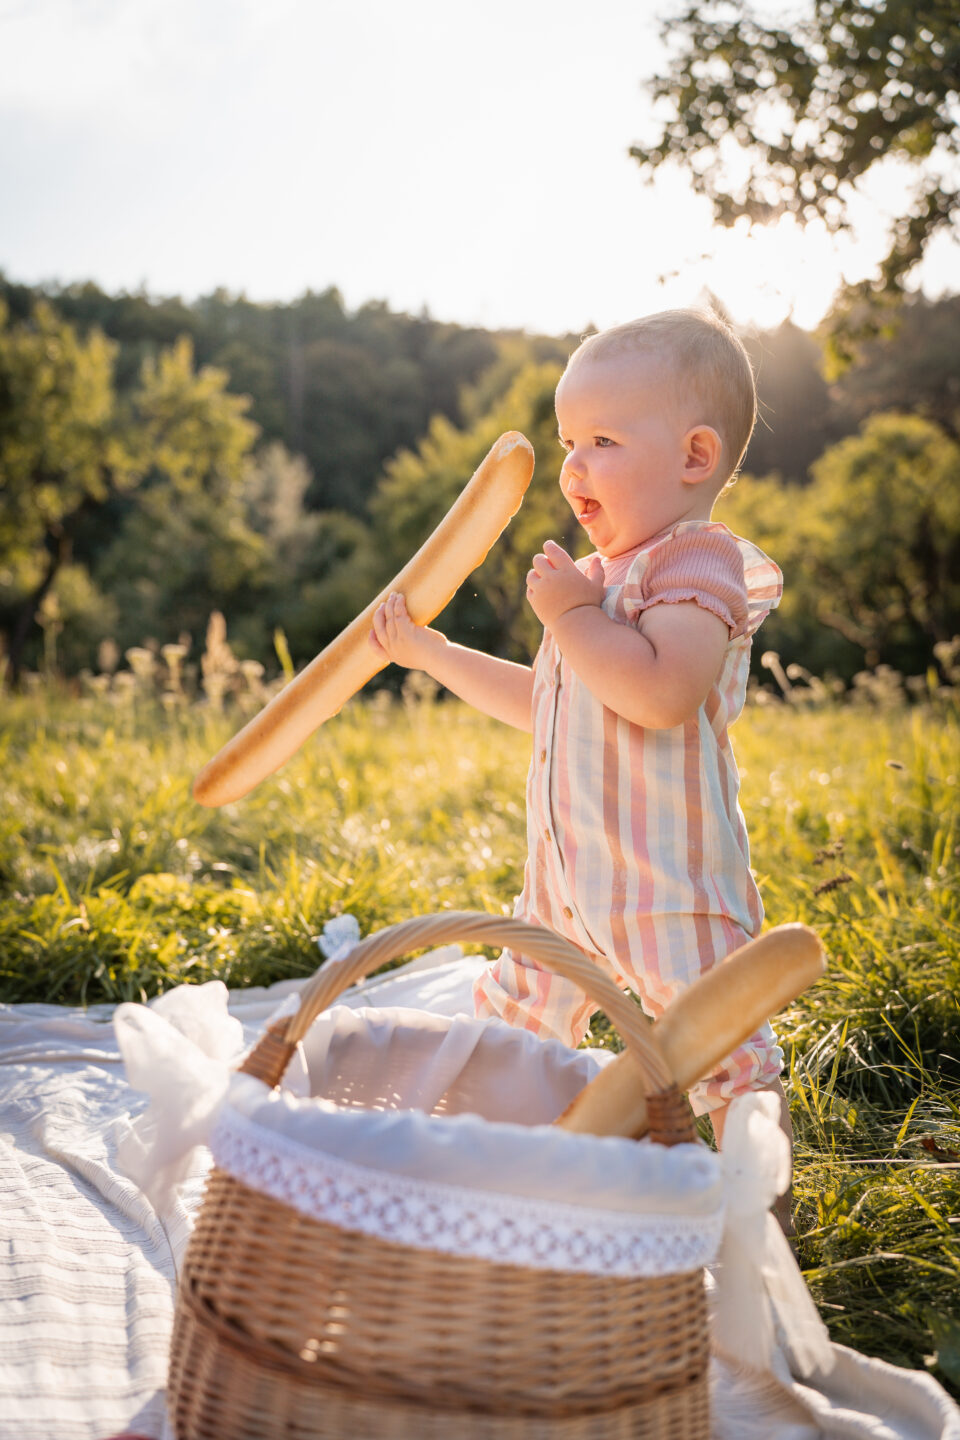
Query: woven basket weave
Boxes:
[{"xmin": 168, "ymin": 912, "xmax": 710, "ymax": 1439}]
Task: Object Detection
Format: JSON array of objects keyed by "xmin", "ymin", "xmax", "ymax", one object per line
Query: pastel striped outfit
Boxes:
[{"xmin": 473, "ymin": 520, "xmax": 784, "ymax": 1114}]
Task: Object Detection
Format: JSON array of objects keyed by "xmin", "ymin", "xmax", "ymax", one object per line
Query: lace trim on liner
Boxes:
[{"xmin": 210, "ymin": 1106, "xmax": 724, "ymax": 1278}]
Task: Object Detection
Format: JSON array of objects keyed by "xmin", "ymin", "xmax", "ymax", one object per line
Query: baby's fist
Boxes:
[
  {"xmin": 526, "ymin": 540, "xmax": 605, "ymax": 628},
  {"xmin": 370, "ymin": 591, "xmax": 438, "ymax": 670}
]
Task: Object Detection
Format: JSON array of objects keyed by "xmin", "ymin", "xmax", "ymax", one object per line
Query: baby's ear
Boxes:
[{"xmin": 683, "ymin": 425, "xmax": 722, "ymax": 484}]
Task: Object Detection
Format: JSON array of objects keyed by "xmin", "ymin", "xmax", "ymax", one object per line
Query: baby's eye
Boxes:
[
  {"xmin": 595, "ymin": 436, "xmax": 613, "ymax": 448},
  {"xmin": 558, "ymin": 436, "xmax": 572, "ymax": 452}
]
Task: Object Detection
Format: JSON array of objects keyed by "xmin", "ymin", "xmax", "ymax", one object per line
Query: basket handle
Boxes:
[{"xmin": 242, "ymin": 910, "xmax": 675, "ymax": 1100}]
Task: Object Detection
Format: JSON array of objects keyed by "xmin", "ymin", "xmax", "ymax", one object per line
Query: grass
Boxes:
[{"xmin": 2, "ymin": 676, "xmax": 959, "ymax": 1396}]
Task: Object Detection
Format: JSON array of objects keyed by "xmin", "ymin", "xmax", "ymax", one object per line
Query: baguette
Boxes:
[
  {"xmin": 193, "ymin": 432, "xmax": 535, "ymax": 807},
  {"xmin": 555, "ymin": 923, "xmax": 825, "ymax": 1138}
]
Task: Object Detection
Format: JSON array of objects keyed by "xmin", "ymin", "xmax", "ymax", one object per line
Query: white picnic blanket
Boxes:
[{"xmin": 1, "ymin": 942, "xmax": 958, "ymax": 1440}]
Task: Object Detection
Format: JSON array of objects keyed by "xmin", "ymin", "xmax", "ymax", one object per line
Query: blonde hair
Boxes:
[{"xmin": 568, "ymin": 309, "xmax": 757, "ymax": 484}]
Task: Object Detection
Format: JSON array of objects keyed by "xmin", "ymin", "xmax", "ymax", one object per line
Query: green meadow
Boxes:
[{"xmin": 2, "ymin": 675, "xmax": 958, "ymax": 1395}]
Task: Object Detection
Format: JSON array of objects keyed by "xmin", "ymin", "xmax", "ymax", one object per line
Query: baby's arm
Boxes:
[
  {"xmin": 527, "ymin": 541, "xmax": 728, "ymax": 729},
  {"xmin": 371, "ymin": 591, "xmax": 534, "ymax": 732}
]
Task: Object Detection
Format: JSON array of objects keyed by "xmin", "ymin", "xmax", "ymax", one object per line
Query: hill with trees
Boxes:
[{"xmin": 0, "ymin": 276, "xmax": 957, "ymax": 685}]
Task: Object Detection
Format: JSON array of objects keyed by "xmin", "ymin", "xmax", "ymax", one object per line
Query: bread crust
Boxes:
[
  {"xmin": 554, "ymin": 924, "xmax": 825, "ymax": 1138},
  {"xmin": 193, "ymin": 432, "xmax": 535, "ymax": 807}
]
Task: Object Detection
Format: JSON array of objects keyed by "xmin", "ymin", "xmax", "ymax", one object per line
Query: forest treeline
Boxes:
[{"xmin": 1, "ymin": 273, "xmax": 958, "ymax": 687}]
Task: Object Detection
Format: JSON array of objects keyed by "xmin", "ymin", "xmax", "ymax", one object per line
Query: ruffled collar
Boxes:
[{"xmin": 596, "ymin": 520, "xmax": 741, "ymax": 587}]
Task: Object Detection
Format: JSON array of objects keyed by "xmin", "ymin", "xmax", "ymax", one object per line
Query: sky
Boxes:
[{"xmin": 0, "ymin": 0, "xmax": 956, "ymax": 338}]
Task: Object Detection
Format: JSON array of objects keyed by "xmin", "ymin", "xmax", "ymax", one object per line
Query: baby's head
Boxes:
[{"xmin": 555, "ymin": 309, "xmax": 757, "ymax": 556}]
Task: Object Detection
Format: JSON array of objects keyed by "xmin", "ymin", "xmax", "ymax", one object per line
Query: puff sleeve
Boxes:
[{"xmin": 625, "ymin": 523, "xmax": 781, "ymax": 640}]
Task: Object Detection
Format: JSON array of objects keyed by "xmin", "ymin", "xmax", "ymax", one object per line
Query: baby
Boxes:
[{"xmin": 370, "ymin": 308, "xmax": 791, "ymax": 1185}]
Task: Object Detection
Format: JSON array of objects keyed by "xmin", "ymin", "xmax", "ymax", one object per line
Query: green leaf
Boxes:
[{"xmin": 895, "ymin": 1096, "xmax": 920, "ymax": 1151}]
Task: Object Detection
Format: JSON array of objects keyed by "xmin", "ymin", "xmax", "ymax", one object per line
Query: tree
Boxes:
[
  {"xmin": 830, "ymin": 293, "xmax": 960, "ymax": 438},
  {"xmin": 234, "ymin": 441, "xmax": 380, "ymax": 665},
  {"xmin": 0, "ymin": 301, "xmax": 136, "ymax": 677},
  {"xmin": 721, "ymin": 412, "xmax": 960, "ymax": 675},
  {"xmin": 1, "ymin": 276, "xmax": 504, "ymax": 520},
  {"xmin": 0, "ymin": 304, "xmax": 260, "ymax": 676},
  {"xmin": 805, "ymin": 413, "xmax": 960, "ymax": 665},
  {"xmin": 130, "ymin": 334, "xmax": 257, "ymax": 495},
  {"xmin": 90, "ymin": 338, "xmax": 262, "ymax": 656},
  {"xmin": 266, "ymin": 510, "xmax": 380, "ymax": 665},
  {"xmin": 632, "ymin": 1, "xmax": 960, "ymax": 361}
]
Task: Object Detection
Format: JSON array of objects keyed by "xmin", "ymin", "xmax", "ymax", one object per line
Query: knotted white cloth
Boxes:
[
  {"xmin": 114, "ymin": 916, "xmax": 365, "ymax": 1213},
  {"xmin": 715, "ymin": 1091, "xmax": 835, "ymax": 1379},
  {"xmin": 114, "ymin": 980, "xmax": 244, "ymax": 1214}
]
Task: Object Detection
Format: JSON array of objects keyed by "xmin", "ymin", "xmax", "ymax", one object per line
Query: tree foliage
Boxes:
[
  {"xmin": 0, "ymin": 305, "xmax": 261, "ymax": 674},
  {"xmin": 0, "ymin": 278, "xmax": 513, "ymax": 516},
  {"xmin": 2, "ymin": 277, "xmax": 958, "ymax": 683},
  {"xmin": 0, "ymin": 302, "xmax": 127, "ymax": 560},
  {"xmin": 806, "ymin": 413, "xmax": 960, "ymax": 662},
  {"xmin": 827, "ymin": 292, "xmax": 960, "ymax": 437},
  {"xmin": 80, "ymin": 340, "xmax": 275, "ymax": 659},
  {"xmin": 632, "ymin": 1, "xmax": 959, "ymax": 357},
  {"xmin": 0, "ymin": 301, "xmax": 135, "ymax": 673},
  {"xmin": 132, "ymin": 335, "xmax": 257, "ymax": 496},
  {"xmin": 722, "ymin": 412, "xmax": 960, "ymax": 675}
]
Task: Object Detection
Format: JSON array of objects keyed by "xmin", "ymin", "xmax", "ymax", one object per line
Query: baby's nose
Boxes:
[{"xmin": 562, "ymin": 455, "xmax": 585, "ymax": 488}]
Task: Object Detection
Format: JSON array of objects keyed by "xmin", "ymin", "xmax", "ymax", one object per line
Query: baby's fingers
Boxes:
[
  {"xmin": 369, "ymin": 601, "xmax": 389, "ymax": 652},
  {"xmin": 371, "ymin": 591, "xmax": 415, "ymax": 658},
  {"xmin": 529, "ymin": 552, "xmax": 558, "ymax": 578},
  {"xmin": 542, "ymin": 539, "xmax": 573, "ymax": 568}
]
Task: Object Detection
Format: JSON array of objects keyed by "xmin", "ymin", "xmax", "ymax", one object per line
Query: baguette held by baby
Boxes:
[{"xmin": 192, "ymin": 432, "xmax": 535, "ymax": 807}]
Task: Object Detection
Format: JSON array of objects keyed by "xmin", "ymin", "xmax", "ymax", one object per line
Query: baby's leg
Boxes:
[{"xmin": 473, "ymin": 939, "xmax": 596, "ymax": 1047}]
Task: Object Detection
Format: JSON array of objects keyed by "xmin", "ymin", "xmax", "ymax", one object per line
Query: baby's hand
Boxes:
[
  {"xmin": 370, "ymin": 591, "xmax": 440, "ymax": 670},
  {"xmin": 526, "ymin": 541, "xmax": 605, "ymax": 629}
]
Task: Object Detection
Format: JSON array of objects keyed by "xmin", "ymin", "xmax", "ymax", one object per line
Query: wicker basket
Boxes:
[{"xmin": 168, "ymin": 912, "xmax": 713, "ymax": 1439}]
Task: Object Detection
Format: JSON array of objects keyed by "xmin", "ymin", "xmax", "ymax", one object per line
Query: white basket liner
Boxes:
[
  {"xmin": 298, "ymin": 1002, "xmax": 611, "ymax": 1124},
  {"xmin": 209, "ymin": 1005, "xmax": 725, "ymax": 1277}
]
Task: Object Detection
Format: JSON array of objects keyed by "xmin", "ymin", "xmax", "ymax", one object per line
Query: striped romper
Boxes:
[{"xmin": 473, "ymin": 520, "xmax": 785, "ymax": 1114}]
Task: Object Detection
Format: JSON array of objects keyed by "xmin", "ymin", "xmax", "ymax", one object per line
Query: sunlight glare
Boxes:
[{"xmin": 694, "ymin": 215, "xmax": 855, "ymax": 331}]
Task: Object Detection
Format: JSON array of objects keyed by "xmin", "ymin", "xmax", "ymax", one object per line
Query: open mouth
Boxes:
[{"xmin": 578, "ymin": 501, "xmax": 600, "ymax": 524}]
